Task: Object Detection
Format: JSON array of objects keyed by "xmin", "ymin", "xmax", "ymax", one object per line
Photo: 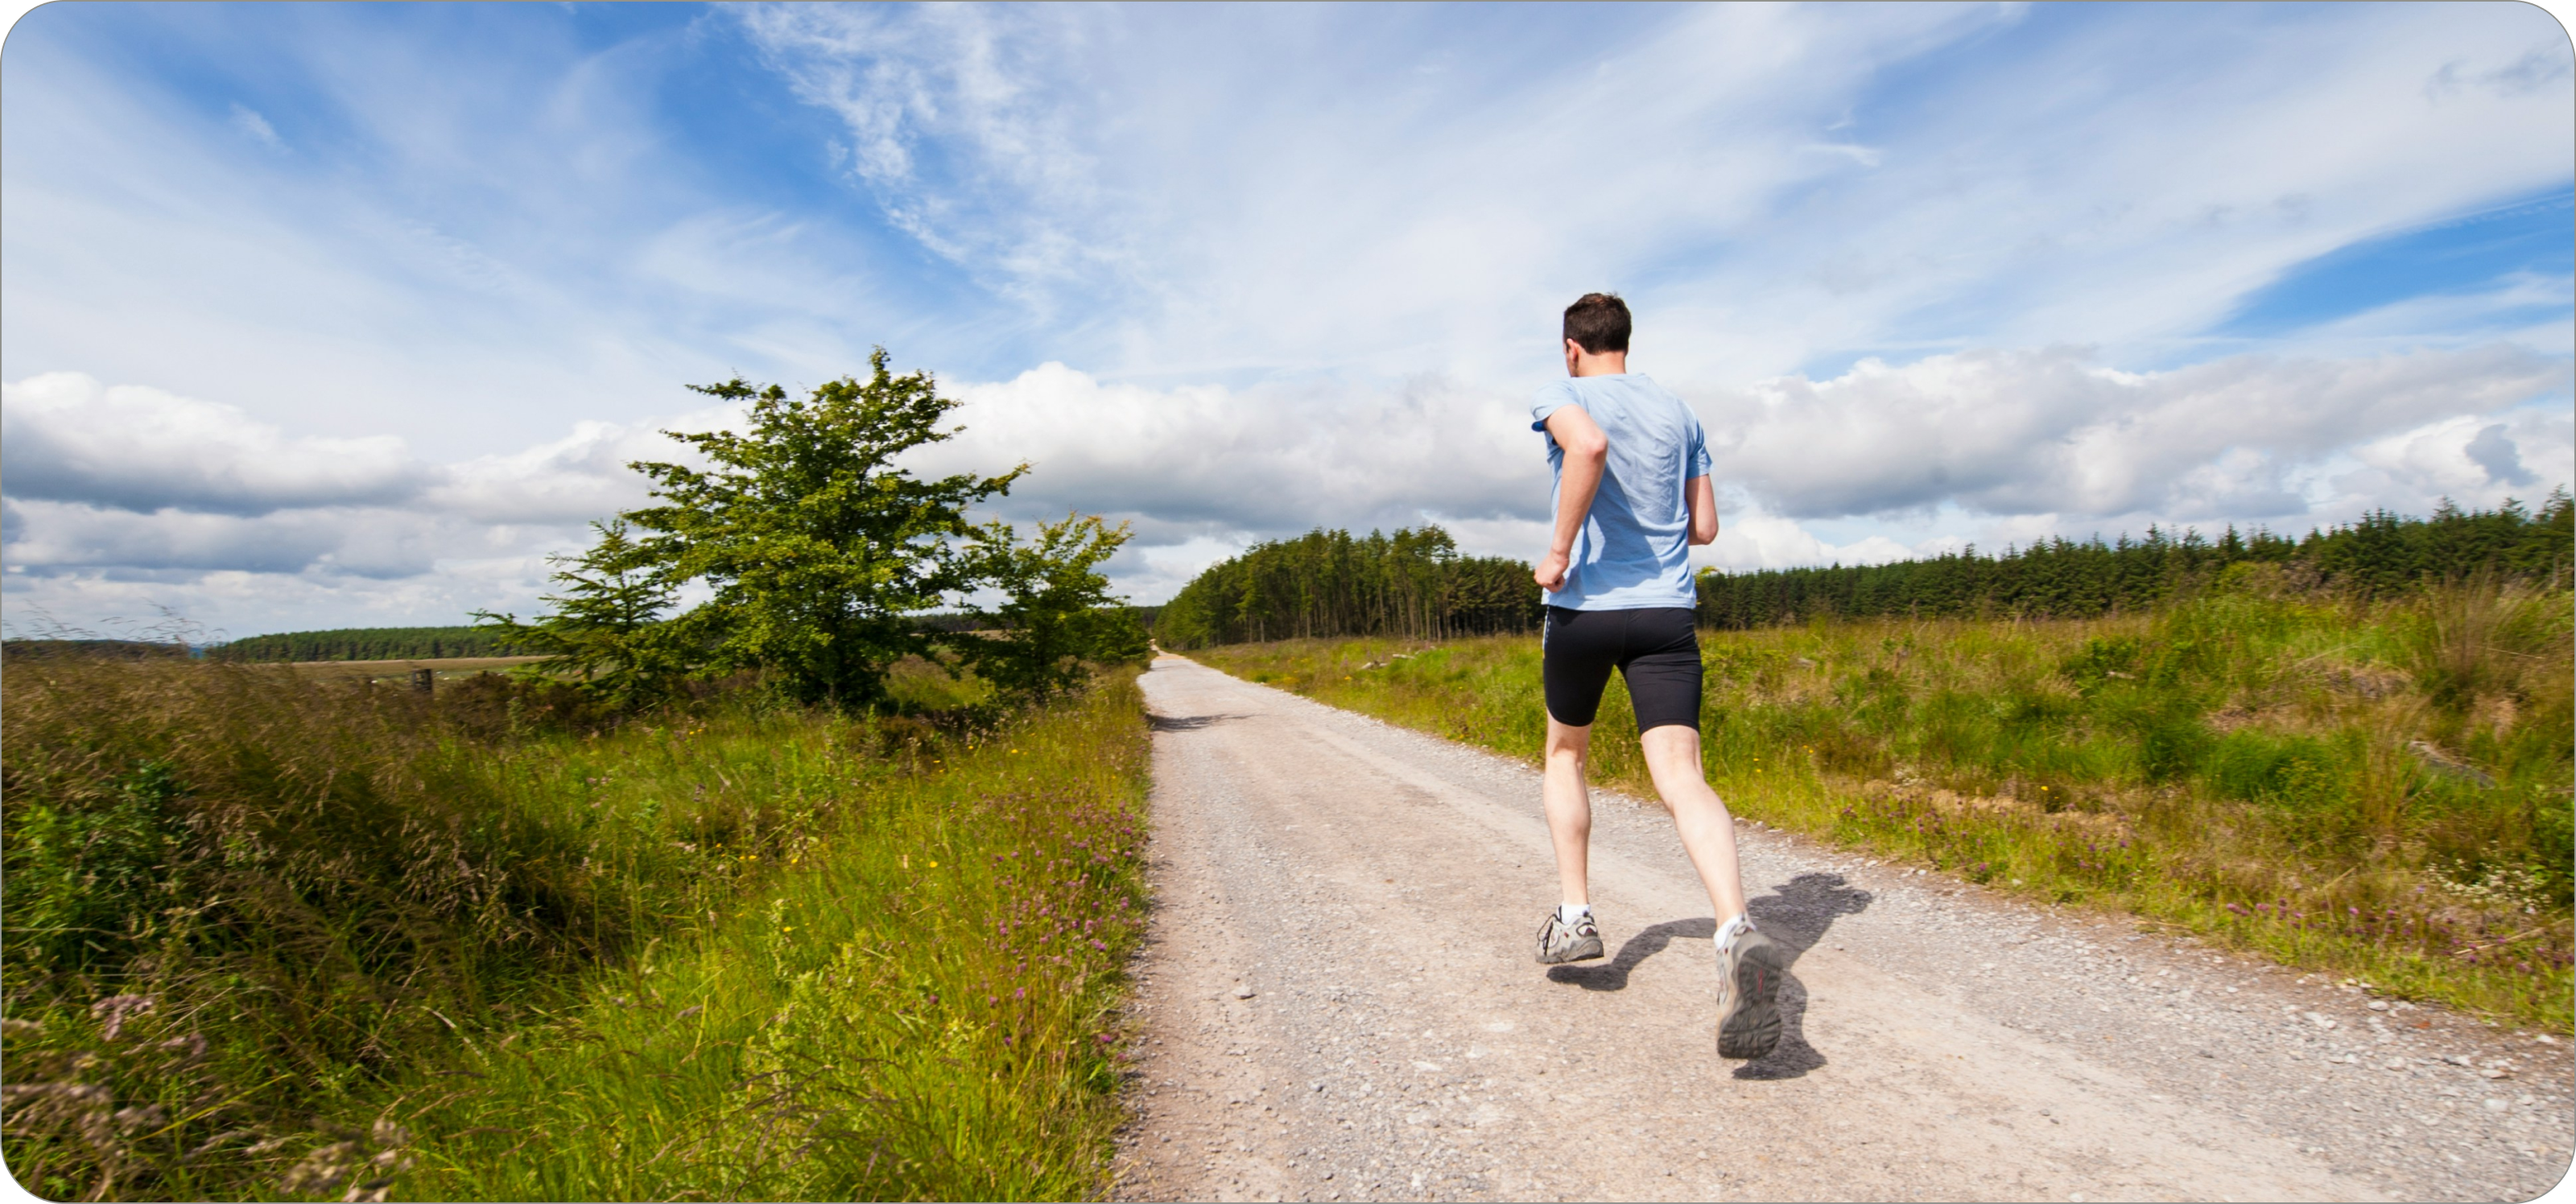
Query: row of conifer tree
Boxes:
[
  {"xmin": 1152, "ymin": 526, "xmax": 1538, "ymax": 649},
  {"xmin": 1699, "ymin": 493, "xmax": 2571, "ymax": 629},
  {"xmin": 208, "ymin": 626, "xmax": 509, "ymax": 662},
  {"xmin": 1153, "ymin": 492, "xmax": 2571, "ymax": 649}
]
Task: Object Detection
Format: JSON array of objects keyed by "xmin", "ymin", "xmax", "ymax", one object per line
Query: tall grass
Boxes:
[
  {"xmin": 2, "ymin": 650, "xmax": 1145, "ymax": 1200},
  {"xmin": 1197, "ymin": 576, "xmax": 2573, "ymax": 1029},
  {"xmin": 396, "ymin": 674, "xmax": 1146, "ymax": 1200}
]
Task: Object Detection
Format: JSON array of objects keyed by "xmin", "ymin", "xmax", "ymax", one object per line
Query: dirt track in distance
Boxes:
[{"xmin": 1109, "ymin": 655, "xmax": 2573, "ymax": 1203}]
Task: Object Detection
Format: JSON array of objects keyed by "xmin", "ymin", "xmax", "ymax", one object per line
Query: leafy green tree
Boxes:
[
  {"xmin": 956, "ymin": 513, "xmax": 1151, "ymax": 699},
  {"xmin": 473, "ymin": 520, "xmax": 686, "ymax": 709},
  {"xmin": 625, "ymin": 350, "xmax": 1025, "ymax": 708}
]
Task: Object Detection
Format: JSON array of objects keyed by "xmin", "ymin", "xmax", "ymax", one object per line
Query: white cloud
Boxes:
[
  {"xmin": 1, "ymin": 372, "xmax": 436, "ymax": 515},
  {"xmin": 0, "ymin": 15, "xmax": 921, "ymax": 462},
  {"xmin": 737, "ymin": 2, "xmax": 2572, "ymax": 384},
  {"xmin": 10, "ymin": 341, "xmax": 2569, "ymax": 633},
  {"xmin": 738, "ymin": 3, "xmax": 2007, "ymax": 379},
  {"xmin": 429, "ymin": 415, "xmax": 716, "ymax": 525},
  {"xmin": 227, "ymin": 103, "xmax": 282, "ymax": 150},
  {"xmin": 1696, "ymin": 501, "xmax": 1921, "ymax": 573},
  {"xmin": 929, "ymin": 347, "xmax": 2568, "ymax": 594},
  {"xmin": 2, "ymin": 497, "xmax": 445, "ymax": 578},
  {"xmin": 2339, "ymin": 406, "xmax": 2574, "ymax": 513},
  {"xmin": 737, "ymin": 4, "xmax": 1121, "ymax": 311},
  {"xmin": 0, "ymin": 375, "xmax": 722, "ymax": 633},
  {"xmin": 1695, "ymin": 344, "xmax": 2570, "ymax": 522},
  {"xmin": 908, "ymin": 361, "xmax": 1547, "ymax": 534}
]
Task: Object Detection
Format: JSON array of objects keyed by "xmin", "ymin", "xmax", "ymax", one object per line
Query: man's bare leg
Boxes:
[
  {"xmin": 1542, "ymin": 716, "xmax": 1595, "ymax": 906},
  {"xmin": 1641, "ymin": 723, "xmax": 1781, "ymax": 1057},
  {"xmin": 1637, "ymin": 724, "xmax": 1748, "ymax": 927}
]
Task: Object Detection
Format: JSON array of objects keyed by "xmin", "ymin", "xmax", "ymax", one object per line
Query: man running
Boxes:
[{"xmin": 1528, "ymin": 292, "xmax": 1783, "ymax": 1061}]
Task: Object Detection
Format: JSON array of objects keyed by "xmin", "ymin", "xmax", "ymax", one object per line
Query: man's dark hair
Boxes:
[{"xmin": 1563, "ymin": 292, "xmax": 1630, "ymax": 354}]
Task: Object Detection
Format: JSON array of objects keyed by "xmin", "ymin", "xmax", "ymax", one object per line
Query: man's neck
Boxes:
[{"xmin": 1567, "ymin": 348, "xmax": 1628, "ymax": 377}]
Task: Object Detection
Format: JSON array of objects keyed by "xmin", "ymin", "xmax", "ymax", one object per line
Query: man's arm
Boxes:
[
  {"xmin": 1686, "ymin": 475, "xmax": 1718, "ymax": 546},
  {"xmin": 1534, "ymin": 406, "xmax": 1608, "ymax": 592}
]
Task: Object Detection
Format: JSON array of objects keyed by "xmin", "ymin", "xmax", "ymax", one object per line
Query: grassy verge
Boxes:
[
  {"xmin": 1192, "ymin": 579, "xmax": 2572, "ymax": 1030},
  {"xmin": 2, "ymin": 650, "xmax": 1146, "ymax": 1200},
  {"xmin": 395, "ymin": 672, "xmax": 1147, "ymax": 1201}
]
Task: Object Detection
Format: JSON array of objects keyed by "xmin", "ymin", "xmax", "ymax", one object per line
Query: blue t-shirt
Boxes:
[{"xmin": 1530, "ymin": 373, "xmax": 1711, "ymax": 611}]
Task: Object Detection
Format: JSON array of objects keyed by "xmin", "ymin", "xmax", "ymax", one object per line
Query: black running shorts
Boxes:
[{"xmin": 1540, "ymin": 606, "xmax": 1703, "ymax": 732}]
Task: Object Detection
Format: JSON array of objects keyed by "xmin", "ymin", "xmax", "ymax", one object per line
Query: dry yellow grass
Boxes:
[{"xmin": 275, "ymin": 655, "xmax": 551, "ymax": 683}]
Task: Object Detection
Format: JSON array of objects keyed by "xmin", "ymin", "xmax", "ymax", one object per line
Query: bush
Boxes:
[{"xmin": 2202, "ymin": 729, "xmax": 2345, "ymax": 810}]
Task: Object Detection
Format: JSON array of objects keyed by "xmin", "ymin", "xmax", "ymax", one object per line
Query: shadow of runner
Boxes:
[
  {"xmin": 1538, "ymin": 872, "xmax": 1871, "ymax": 1079},
  {"xmin": 1146, "ymin": 712, "xmax": 1248, "ymax": 732},
  {"xmin": 1546, "ymin": 917, "xmax": 1715, "ymax": 991},
  {"xmin": 1735, "ymin": 872, "xmax": 1873, "ymax": 1080}
]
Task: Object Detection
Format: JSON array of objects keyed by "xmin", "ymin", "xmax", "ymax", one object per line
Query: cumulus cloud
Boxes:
[
  {"xmin": 0, "ymin": 375, "xmax": 724, "ymax": 633},
  {"xmin": 2464, "ymin": 422, "xmax": 2539, "ymax": 487},
  {"xmin": 1, "ymin": 373, "xmax": 438, "ymax": 516},
  {"xmin": 2339, "ymin": 407, "xmax": 2574, "ymax": 513},
  {"xmin": 1695, "ymin": 345, "xmax": 2571, "ymax": 522},
  {"xmin": 1, "ymin": 497, "xmax": 442, "ymax": 579},
  {"xmin": 1696, "ymin": 502, "xmax": 1922, "ymax": 573},
  {"xmin": 428, "ymin": 416, "xmax": 714, "ymax": 525},
  {"xmin": 8, "ymin": 344, "xmax": 2570, "ymax": 637},
  {"xmin": 906, "ymin": 362, "xmax": 1549, "ymax": 533},
  {"xmin": 919, "ymin": 347, "xmax": 2567, "ymax": 589}
]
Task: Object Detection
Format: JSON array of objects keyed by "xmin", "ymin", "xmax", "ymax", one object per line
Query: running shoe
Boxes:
[
  {"xmin": 1534, "ymin": 909, "xmax": 1604, "ymax": 963},
  {"xmin": 1713, "ymin": 922, "xmax": 1785, "ymax": 1059}
]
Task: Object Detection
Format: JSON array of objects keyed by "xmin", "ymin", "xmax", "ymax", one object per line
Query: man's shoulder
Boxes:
[
  {"xmin": 1533, "ymin": 374, "xmax": 1691, "ymax": 419},
  {"xmin": 1530, "ymin": 377, "xmax": 1582, "ymax": 405}
]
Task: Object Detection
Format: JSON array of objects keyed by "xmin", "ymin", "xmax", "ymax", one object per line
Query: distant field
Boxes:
[{"xmin": 277, "ymin": 655, "xmax": 549, "ymax": 683}]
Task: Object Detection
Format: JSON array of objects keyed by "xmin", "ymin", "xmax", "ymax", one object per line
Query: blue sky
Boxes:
[{"xmin": 2, "ymin": 2, "xmax": 2570, "ymax": 637}]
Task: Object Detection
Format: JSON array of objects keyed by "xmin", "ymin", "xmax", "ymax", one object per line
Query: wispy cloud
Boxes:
[
  {"xmin": 227, "ymin": 102, "xmax": 283, "ymax": 149},
  {"xmin": 737, "ymin": 2, "xmax": 2572, "ymax": 384}
]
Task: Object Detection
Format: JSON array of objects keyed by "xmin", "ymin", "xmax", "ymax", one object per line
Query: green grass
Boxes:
[
  {"xmin": 394, "ymin": 674, "xmax": 1147, "ymax": 1201},
  {"xmin": 1195, "ymin": 579, "xmax": 2573, "ymax": 1029},
  {"xmin": 1, "ymin": 650, "xmax": 1146, "ymax": 1201}
]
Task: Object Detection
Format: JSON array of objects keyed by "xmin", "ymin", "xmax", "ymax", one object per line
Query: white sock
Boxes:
[
  {"xmin": 1558, "ymin": 903, "xmax": 1591, "ymax": 926},
  {"xmin": 1713, "ymin": 913, "xmax": 1755, "ymax": 949}
]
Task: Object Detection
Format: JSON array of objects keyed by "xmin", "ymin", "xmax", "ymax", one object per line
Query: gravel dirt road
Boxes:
[{"xmin": 1109, "ymin": 655, "xmax": 2574, "ymax": 1203}]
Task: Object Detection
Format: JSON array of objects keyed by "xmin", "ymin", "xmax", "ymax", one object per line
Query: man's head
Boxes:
[
  {"xmin": 1563, "ymin": 292, "xmax": 1631, "ymax": 355},
  {"xmin": 1563, "ymin": 292, "xmax": 1630, "ymax": 377}
]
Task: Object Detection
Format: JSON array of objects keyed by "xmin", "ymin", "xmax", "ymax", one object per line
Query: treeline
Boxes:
[
  {"xmin": 209, "ymin": 626, "xmax": 506, "ymax": 662},
  {"xmin": 1698, "ymin": 493, "xmax": 2574, "ymax": 629},
  {"xmin": 1155, "ymin": 526, "xmax": 1540, "ymax": 649}
]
